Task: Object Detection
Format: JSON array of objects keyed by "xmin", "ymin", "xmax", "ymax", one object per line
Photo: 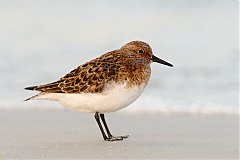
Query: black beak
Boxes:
[{"xmin": 152, "ymin": 55, "xmax": 173, "ymax": 67}]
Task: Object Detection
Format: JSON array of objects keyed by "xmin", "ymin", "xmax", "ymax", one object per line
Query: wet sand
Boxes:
[{"xmin": 0, "ymin": 110, "xmax": 238, "ymax": 159}]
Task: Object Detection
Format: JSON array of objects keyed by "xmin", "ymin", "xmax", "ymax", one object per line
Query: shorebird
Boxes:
[{"xmin": 25, "ymin": 41, "xmax": 173, "ymax": 141}]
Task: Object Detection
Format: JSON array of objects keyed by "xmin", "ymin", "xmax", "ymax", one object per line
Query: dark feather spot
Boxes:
[
  {"xmin": 83, "ymin": 75, "xmax": 88, "ymax": 81},
  {"xmin": 82, "ymin": 63, "xmax": 88, "ymax": 68},
  {"xmin": 80, "ymin": 72, "xmax": 86, "ymax": 77},
  {"xmin": 88, "ymin": 80, "xmax": 94, "ymax": 85},
  {"xmin": 88, "ymin": 68, "xmax": 93, "ymax": 73},
  {"xmin": 80, "ymin": 85, "xmax": 88, "ymax": 92},
  {"xmin": 75, "ymin": 78, "xmax": 80, "ymax": 84},
  {"xmin": 103, "ymin": 66, "xmax": 108, "ymax": 72},
  {"xmin": 65, "ymin": 79, "xmax": 70, "ymax": 83},
  {"xmin": 92, "ymin": 75, "xmax": 98, "ymax": 80},
  {"xmin": 109, "ymin": 70, "xmax": 115, "ymax": 75},
  {"xmin": 64, "ymin": 87, "xmax": 73, "ymax": 92},
  {"xmin": 100, "ymin": 74, "xmax": 105, "ymax": 79}
]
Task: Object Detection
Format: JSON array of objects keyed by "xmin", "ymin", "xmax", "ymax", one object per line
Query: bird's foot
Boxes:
[{"xmin": 105, "ymin": 135, "xmax": 129, "ymax": 141}]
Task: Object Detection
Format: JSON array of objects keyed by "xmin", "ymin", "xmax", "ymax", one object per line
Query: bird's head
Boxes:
[{"xmin": 120, "ymin": 41, "xmax": 173, "ymax": 67}]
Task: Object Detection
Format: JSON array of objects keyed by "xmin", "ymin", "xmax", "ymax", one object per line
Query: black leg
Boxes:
[
  {"xmin": 94, "ymin": 112, "xmax": 108, "ymax": 140},
  {"xmin": 100, "ymin": 113, "xmax": 113, "ymax": 137},
  {"xmin": 99, "ymin": 113, "xmax": 129, "ymax": 141}
]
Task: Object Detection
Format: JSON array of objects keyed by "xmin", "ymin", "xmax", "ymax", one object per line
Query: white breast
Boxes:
[{"xmin": 32, "ymin": 82, "xmax": 146, "ymax": 113}]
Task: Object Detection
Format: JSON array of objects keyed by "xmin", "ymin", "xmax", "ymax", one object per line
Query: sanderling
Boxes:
[{"xmin": 25, "ymin": 41, "xmax": 173, "ymax": 141}]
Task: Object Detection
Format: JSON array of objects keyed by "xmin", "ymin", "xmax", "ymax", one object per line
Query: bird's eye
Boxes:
[{"xmin": 138, "ymin": 50, "xmax": 144, "ymax": 54}]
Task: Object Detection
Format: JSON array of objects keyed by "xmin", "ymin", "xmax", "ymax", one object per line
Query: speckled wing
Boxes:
[{"xmin": 25, "ymin": 51, "xmax": 127, "ymax": 94}]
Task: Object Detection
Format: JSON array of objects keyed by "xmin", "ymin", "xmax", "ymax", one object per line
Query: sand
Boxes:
[{"xmin": 0, "ymin": 109, "xmax": 238, "ymax": 159}]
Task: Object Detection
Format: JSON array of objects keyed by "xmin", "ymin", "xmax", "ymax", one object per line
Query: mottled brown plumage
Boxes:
[
  {"xmin": 25, "ymin": 40, "xmax": 173, "ymax": 141},
  {"xmin": 26, "ymin": 41, "xmax": 153, "ymax": 94}
]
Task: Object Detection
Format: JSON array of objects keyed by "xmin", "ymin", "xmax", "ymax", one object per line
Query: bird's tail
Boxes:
[
  {"xmin": 24, "ymin": 85, "xmax": 39, "ymax": 101},
  {"xmin": 25, "ymin": 86, "xmax": 38, "ymax": 91},
  {"xmin": 24, "ymin": 92, "xmax": 49, "ymax": 101},
  {"xmin": 24, "ymin": 93, "xmax": 42, "ymax": 101}
]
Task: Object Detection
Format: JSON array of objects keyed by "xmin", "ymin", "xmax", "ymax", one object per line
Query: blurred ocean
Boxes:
[{"xmin": 0, "ymin": 0, "xmax": 238, "ymax": 113}]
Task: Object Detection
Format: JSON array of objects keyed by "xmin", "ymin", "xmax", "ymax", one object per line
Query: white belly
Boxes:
[{"xmin": 32, "ymin": 83, "xmax": 146, "ymax": 113}]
